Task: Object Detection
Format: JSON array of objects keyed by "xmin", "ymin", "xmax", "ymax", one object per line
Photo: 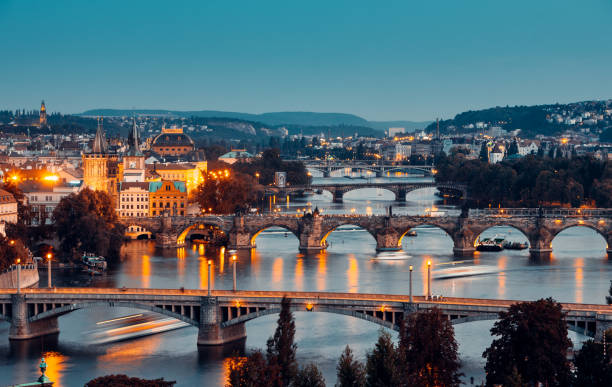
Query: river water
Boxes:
[{"xmin": 1, "ymin": 176, "xmax": 611, "ymax": 386}]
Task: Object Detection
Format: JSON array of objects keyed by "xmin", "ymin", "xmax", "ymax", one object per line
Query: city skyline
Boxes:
[{"xmin": 1, "ymin": 0, "xmax": 611, "ymax": 121}]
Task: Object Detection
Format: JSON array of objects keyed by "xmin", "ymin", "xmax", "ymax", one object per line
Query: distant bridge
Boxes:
[
  {"xmin": 1, "ymin": 288, "xmax": 610, "ymax": 345},
  {"xmin": 120, "ymin": 208, "xmax": 612, "ymax": 259},
  {"xmin": 287, "ymin": 160, "xmax": 436, "ymax": 177},
  {"xmin": 266, "ymin": 181, "xmax": 466, "ymax": 203}
]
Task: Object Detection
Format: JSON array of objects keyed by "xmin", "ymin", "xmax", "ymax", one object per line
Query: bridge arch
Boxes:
[
  {"xmin": 470, "ymin": 224, "xmax": 532, "ymax": 249},
  {"xmin": 177, "ymin": 222, "xmax": 228, "ymax": 245},
  {"xmin": 125, "ymin": 224, "xmax": 153, "ymax": 240},
  {"xmin": 28, "ymin": 301, "xmax": 199, "ymax": 327},
  {"xmin": 550, "ymin": 222, "xmax": 610, "ymax": 254},
  {"xmin": 250, "ymin": 225, "xmax": 300, "ymax": 247},
  {"xmin": 320, "ymin": 222, "xmax": 378, "ymax": 248},
  {"xmin": 340, "ymin": 187, "xmax": 398, "ymax": 201},
  {"xmin": 398, "ymin": 224, "xmax": 455, "ymax": 249}
]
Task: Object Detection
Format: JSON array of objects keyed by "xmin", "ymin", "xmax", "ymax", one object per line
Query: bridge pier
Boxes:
[
  {"xmin": 9, "ymin": 294, "xmax": 59, "ymax": 341},
  {"xmin": 528, "ymin": 248, "xmax": 552, "ymax": 260},
  {"xmin": 395, "ymin": 189, "xmax": 407, "ymax": 202},
  {"xmin": 228, "ymin": 216, "xmax": 255, "ymax": 250},
  {"xmin": 375, "ymin": 229, "xmax": 401, "ymax": 251},
  {"xmin": 332, "ymin": 190, "xmax": 343, "ymax": 203},
  {"xmin": 375, "ymin": 170, "xmax": 383, "ymax": 178},
  {"xmin": 299, "ymin": 215, "xmax": 327, "ymax": 253},
  {"xmin": 155, "ymin": 232, "xmax": 181, "ymax": 248},
  {"xmin": 197, "ymin": 297, "xmax": 246, "ymax": 346}
]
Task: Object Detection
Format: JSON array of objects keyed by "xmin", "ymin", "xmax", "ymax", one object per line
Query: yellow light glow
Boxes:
[
  {"xmin": 43, "ymin": 175, "xmax": 59, "ymax": 182},
  {"xmin": 427, "ymin": 260, "xmax": 431, "ymax": 267},
  {"xmin": 305, "ymin": 303, "xmax": 314, "ymax": 311}
]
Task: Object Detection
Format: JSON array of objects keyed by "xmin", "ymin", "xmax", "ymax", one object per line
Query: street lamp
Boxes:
[
  {"xmin": 46, "ymin": 253, "xmax": 53, "ymax": 288},
  {"xmin": 16, "ymin": 258, "xmax": 21, "ymax": 294},
  {"xmin": 409, "ymin": 265, "xmax": 413, "ymax": 303},
  {"xmin": 232, "ymin": 254, "xmax": 237, "ymax": 291},
  {"xmin": 207, "ymin": 260, "xmax": 213, "ymax": 296},
  {"xmin": 426, "ymin": 260, "xmax": 432, "ymax": 300}
]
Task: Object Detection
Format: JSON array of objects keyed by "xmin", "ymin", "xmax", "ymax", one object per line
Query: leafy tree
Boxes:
[
  {"xmin": 292, "ymin": 364, "xmax": 325, "ymax": 387},
  {"xmin": 478, "ymin": 142, "xmax": 489, "ymax": 162},
  {"xmin": 196, "ymin": 171, "xmax": 259, "ymax": 214},
  {"xmin": 365, "ymin": 331, "xmax": 400, "ymax": 387},
  {"xmin": 266, "ymin": 297, "xmax": 298, "ymax": 387},
  {"xmin": 85, "ymin": 374, "xmax": 175, "ymax": 386},
  {"xmin": 503, "ymin": 366, "xmax": 525, "ymax": 387},
  {"xmin": 573, "ymin": 339, "xmax": 612, "ymax": 387},
  {"xmin": 52, "ymin": 188, "xmax": 125, "ymax": 261},
  {"xmin": 507, "ymin": 140, "xmax": 519, "ymax": 156},
  {"xmin": 336, "ymin": 345, "xmax": 365, "ymax": 387},
  {"xmin": 226, "ymin": 351, "xmax": 271, "ymax": 387},
  {"xmin": 0, "ymin": 236, "xmax": 30, "ymax": 271},
  {"xmin": 483, "ymin": 298, "xmax": 572, "ymax": 387},
  {"xmin": 398, "ymin": 308, "xmax": 462, "ymax": 386}
]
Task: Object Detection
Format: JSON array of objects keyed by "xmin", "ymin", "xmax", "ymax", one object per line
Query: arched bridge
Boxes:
[
  {"xmin": 293, "ymin": 160, "xmax": 437, "ymax": 177},
  {"xmin": 268, "ymin": 181, "xmax": 466, "ymax": 203},
  {"xmin": 1, "ymin": 289, "xmax": 611, "ymax": 346},
  {"xmin": 120, "ymin": 208, "xmax": 612, "ymax": 259}
]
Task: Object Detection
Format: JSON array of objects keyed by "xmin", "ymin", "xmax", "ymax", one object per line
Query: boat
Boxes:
[
  {"xmin": 503, "ymin": 241, "xmax": 528, "ymax": 250},
  {"xmin": 405, "ymin": 230, "xmax": 417, "ymax": 237},
  {"xmin": 433, "ymin": 264, "xmax": 499, "ymax": 280},
  {"xmin": 476, "ymin": 237, "xmax": 504, "ymax": 252},
  {"xmin": 88, "ymin": 312, "xmax": 190, "ymax": 344},
  {"xmin": 81, "ymin": 252, "xmax": 107, "ymax": 274}
]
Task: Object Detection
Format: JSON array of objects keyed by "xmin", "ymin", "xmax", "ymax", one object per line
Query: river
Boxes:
[{"xmin": 1, "ymin": 177, "xmax": 610, "ymax": 386}]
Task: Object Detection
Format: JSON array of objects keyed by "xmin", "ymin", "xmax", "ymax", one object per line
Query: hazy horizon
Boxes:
[{"xmin": 1, "ymin": 0, "xmax": 611, "ymax": 121}]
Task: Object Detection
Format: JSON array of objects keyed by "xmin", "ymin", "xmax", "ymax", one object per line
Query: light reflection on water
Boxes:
[{"xmin": 1, "ymin": 186, "xmax": 610, "ymax": 386}]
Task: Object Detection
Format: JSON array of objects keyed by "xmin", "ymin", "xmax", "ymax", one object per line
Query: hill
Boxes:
[{"xmin": 80, "ymin": 108, "xmax": 430, "ymax": 132}]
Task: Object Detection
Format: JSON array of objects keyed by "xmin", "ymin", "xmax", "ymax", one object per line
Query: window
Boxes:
[
  {"xmin": 152, "ymin": 202, "xmax": 156, "ymax": 208},
  {"xmin": 180, "ymin": 211, "xmax": 184, "ymax": 216}
]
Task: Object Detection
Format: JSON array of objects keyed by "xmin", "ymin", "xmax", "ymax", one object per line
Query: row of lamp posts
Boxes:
[
  {"xmin": 408, "ymin": 260, "xmax": 432, "ymax": 302},
  {"xmin": 10, "ymin": 238, "xmax": 54, "ymax": 293}
]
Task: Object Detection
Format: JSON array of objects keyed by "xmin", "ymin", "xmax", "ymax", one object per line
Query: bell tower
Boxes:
[
  {"xmin": 39, "ymin": 100, "xmax": 47, "ymax": 127},
  {"xmin": 82, "ymin": 117, "xmax": 110, "ymax": 191},
  {"xmin": 123, "ymin": 118, "xmax": 145, "ymax": 182}
]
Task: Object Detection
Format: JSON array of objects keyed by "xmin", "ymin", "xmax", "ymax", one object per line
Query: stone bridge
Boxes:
[
  {"xmin": 1, "ymin": 289, "xmax": 610, "ymax": 346},
  {"xmin": 269, "ymin": 181, "xmax": 466, "ymax": 203},
  {"xmin": 120, "ymin": 208, "xmax": 612, "ymax": 259},
  {"xmin": 296, "ymin": 160, "xmax": 436, "ymax": 177}
]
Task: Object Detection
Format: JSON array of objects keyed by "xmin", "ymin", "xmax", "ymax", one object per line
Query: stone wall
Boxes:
[{"xmin": 0, "ymin": 267, "xmax": 39, "ymax": 288}]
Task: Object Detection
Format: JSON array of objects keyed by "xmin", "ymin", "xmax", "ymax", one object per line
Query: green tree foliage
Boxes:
[
  {"xmin": 507, "ymin": 140, "xmax": 519, "ymax": 156},
  {"xmin": 436, "ymin": 153, "xmax": 611, "ymax": 207},
  {"xmin": 292, "ymin": 364, "xmax": 325, "ymax": 387},
  {"xmin": 478, "ymin": 143, "xmax": 489, "ymax": 162},
  {"xmin": 365, "ymin": 331, "xmax": 401, "ymax": 387},
  {"xmin": 266, "ymin": 297, "xmax": 298, "ymax": 387},
  {"xmin": 232, "ymin": 149, "xmax": 311, "ymax": 186},
  {"xmin": 336, "ymin": 345, "xmax": 366, "ymax": 387},
  {"xmin": 0, "ymin": 236, "xmax": 30, "ymax": 271},
  {"xmin": 573, "ymin": 339, "xmax": 612, "ymax": 387},
  {"xmin": 84, "ymin": 374, "xmax": 175, "ymax": 386},
  {"xmin": 226, "ymin": 351, "xmax": 271, "ymax": 387},
  {"xmin": 196, "ymin": 170, "xmax": 259, "ymax": 214},
  {"xmin": 398, "ymin": 308, "xmax": 462, "ymax": 387},
  {"xmin": 503, "ymin": 366, "xmax": 526, "ymax": 387},
  {"xmin": 483, "ymin": 298, "xmax": 572, "ymax": 387},
  {"xmin": 52, "ymin": 188, "xmax": 125, "ymax": 261}
]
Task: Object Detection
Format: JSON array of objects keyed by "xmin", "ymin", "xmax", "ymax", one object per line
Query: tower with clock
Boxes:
[{"xmin": 123, "ymin": 118, "xmax": 145, "ymax": 182}]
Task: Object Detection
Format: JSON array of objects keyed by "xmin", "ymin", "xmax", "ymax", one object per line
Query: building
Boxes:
[
  {"xmin": 118, "ymin": 182, "xmax": 149, "ymax": 218},
  {"xmin": 22, "ymin": 182, "xmax": 82, "ymax": 225},
  {"xmin": 39, "ymin": 100, "xmax": 47, "ymax": 127},
  {"xmin": 149, "ymin": 181, "xmax": 187, "ymax": 216},
  {"xmin": 122, "ymin": 119, "xmax": 145, "ymax": 182},
  {"xmin": 218, "ymin": 149, "xmax": 253, "ymax": 164},
  {"xmin": 388, "ymin": 127, "xmax": 405, "ymax": 138},
  {"xmin": 0, "ymin": 189, "xmax": 18, "ymax": 235},
  {"xmin": 151, "ymin": 125, "xmax": 195, "ymax": 157},
  {"xmin": 82, "ymin": 118, "xmax": 120, "ymax": 197},
  {"xmin": 152, "ymin": 161, "xmax": 206, "ymax": 194}
]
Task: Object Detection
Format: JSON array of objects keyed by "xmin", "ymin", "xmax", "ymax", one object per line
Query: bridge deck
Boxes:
[{"xmin": 1, "ymin": 288, "xmax": 610, "ymax": 314}]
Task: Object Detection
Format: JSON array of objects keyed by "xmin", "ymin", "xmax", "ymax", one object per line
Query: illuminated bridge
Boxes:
[
  {"xmin": 1, "ymin": 288, "xmax": 611, "ymax": 346},
  {"xmin": 120, "ymin": 208, "xmax": 612, "ymax": 259},
  {"xmin": 289, "ymin": 160, "xmax": 437, "ymax": 177}
]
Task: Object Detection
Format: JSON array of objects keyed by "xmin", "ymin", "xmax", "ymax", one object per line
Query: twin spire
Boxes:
[
  {"xmin": 91, "ymin": 116, "xmax": 141, "ymax": 156},
  {"xmin": 127, "ymin": 117, "xmax": 142, "ymax": 156}
]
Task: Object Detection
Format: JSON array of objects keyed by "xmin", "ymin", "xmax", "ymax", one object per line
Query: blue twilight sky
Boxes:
[{"xmin": 0, "ymin": 0, "xmax": 611, "ymax": 121}]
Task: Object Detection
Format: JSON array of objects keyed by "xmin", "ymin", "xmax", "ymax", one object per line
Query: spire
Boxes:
[
  {"xmin": 92, "ymin": 117, "xmax": 108, "ymax": 154},
  {"xmin": 127, "ymin": 117, "xmax": 142, "ymax": 156}
]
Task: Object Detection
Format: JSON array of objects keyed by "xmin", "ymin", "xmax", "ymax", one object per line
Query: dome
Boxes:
[{"xmin": 152, "ymin": 132, "xmax": 194, "ymax": 148}]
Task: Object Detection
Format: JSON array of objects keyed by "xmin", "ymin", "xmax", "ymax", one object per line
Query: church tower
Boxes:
[
  {"xmin": 39, "ymin": 100, "xmax": 47, "ymax": 127},
  {"xmin": 83, "ymin": 117, "xmax": 111, "ymax": 192},
  {"xmin": 122, "ymin": 118, "xmax": 145, "ymax": 182}
]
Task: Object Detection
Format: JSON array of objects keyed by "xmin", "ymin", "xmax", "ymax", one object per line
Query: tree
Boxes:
[
  {"xmin": 226, "ymin": 351, "xmax": 271, "ymax": 387},
  {"xmin": 196, "ymin": 171, "xmax": 259, "ymax": 214},
  {"xmin": 478, "ymin": 142, "xmax": 489, "ymax": 162},
  {"xmin": 503, "ymin": 366, "xmax": 526, "ymax": 387},
  {"xmin": 336, "ymin": 345, "xmax": 365, "ymax": 387},
  {"xmin": 573, "ymin": 339, "xmax": 612, "ymax": 387},
  {"xmin": 266, "ymin": 297, "xmax": 298, "ymax": 387},
  {"xmin": 365, "ymin": 331, "xmax": 400, "ymax": 387},
  {"xmin": 0, "ymin": 235, "xmax": 30, "ymax": 271},
  {"xmin": 507, "ymin": 140, "xmax": 519, "ymax": 156},
  {"xmin": 398, "ymin": 308, "xmax": 462, "ymax": 386},
  {"xmin": 85, "ymin": 374, "xmax": 175, "ymax": 386},
  {"xmin": 52, "ymin": 188, "xmax": 125, "ymax": 261},
  {"xmin": 483, "ymin": 298, "xmax": 572, "ymax": 386},
  {"xmin": 292, "ymin": 364, "xmax": 325, "ymax": 387}
]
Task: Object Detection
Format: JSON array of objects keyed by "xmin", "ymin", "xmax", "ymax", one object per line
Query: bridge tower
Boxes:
[
  {"xmin": 8, "ymin": 294, "xmax": 59, "ymax": 340},
  {"xmin": 197, "ymin": 297, "xmax": 246, "ymax": 346}
]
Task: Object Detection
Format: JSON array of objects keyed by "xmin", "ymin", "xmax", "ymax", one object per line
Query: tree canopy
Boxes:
[
  {"xmin": 85, "ymin": 374, "xmax": 175, "ymax": 387},
  {"xmin": 52, "ymin": 188, "xmax": 125, "ymax": 261},
  {"xmin": 483, "ymin": 298, "xmax": 572, "ymax": 386}
]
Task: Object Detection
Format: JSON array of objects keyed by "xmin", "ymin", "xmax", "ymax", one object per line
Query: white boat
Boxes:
[
  {"xmin": 81, "ymin": 252, "xmax": 107, "ymax": 274},
  {"xmin": 433, "ymin": 264, "xmax": 499, "ymax": 280}
]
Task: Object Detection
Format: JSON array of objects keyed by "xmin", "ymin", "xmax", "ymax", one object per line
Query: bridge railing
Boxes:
[{"xmin": 469, "ymin": 208, "xmax": 612, "ymax": 218}]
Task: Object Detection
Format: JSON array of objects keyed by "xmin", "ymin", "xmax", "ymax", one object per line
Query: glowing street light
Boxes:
[
  {"xmin": 207, "ymin": 260, "xmax": 213, "ymax": 296},
  {"xmin": 231, "ymin": 253, "xmax": 237, "ymax": 292},
  {"xmin": 46, "ymin": 252, "xmax": 53, "ymax": 288},
  {"xmin": 426, "ymin": 260, "xmax": 432, "ymax": 300},
  {"xmin": 409, "ymin": 265, "xmax": 413, "ymax": 303}
]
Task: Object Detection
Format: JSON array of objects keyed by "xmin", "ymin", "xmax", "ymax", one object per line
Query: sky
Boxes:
[{"xmin": 0, "ymin": 0, "xmax": 611, "ymax": 121}]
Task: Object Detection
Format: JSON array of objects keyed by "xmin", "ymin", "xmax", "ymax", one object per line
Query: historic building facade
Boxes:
[{"xmin": 149, "ymin": 181, "xmax": 187, "ymax": 216}]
